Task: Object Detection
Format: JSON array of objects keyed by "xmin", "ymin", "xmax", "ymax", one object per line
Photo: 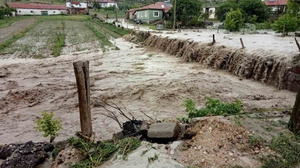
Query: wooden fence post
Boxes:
[
  {"xmin": 240, "ymin": 38, "xmax": 245, "ymax": 49},
  {"xmin": 289, "ymin": 90, "xmax": 300, "ymax": 133},
  {"xmin": 295, "ymin": 38, "xmax": 300, "ymax": 51},
  {"xmin": 212, "ymin": 34, "xmax": 216, "ymax": 45},
  {"xmin": 73, "ymin": 61, "xmax": 93, "ymax": 138}
]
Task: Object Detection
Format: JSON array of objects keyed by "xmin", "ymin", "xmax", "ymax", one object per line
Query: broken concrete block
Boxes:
[{"xmin": 147, "ymin": 122, "xmax": 180, "ymax": 139}]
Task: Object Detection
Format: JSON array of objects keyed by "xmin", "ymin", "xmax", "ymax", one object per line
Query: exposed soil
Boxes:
[
  {"xmin": 0, "ymin": 17, "xmax": 37, "ymax": 43},
  {"xmin": 178, "ymin": 118, "xmax": 270, "ymax": 168},
  {"xmin": 0, "ymin": 37, "xmax": 296, "ymax": 144}
]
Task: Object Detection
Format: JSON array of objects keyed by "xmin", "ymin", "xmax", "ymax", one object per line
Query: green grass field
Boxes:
[
  {"xmin": 90, "ymin": 9, "xmax": 126, "ymax": 19},
  {"xmin": 0, "ymin": 16, "xmax": 24, "ymax": 28}
]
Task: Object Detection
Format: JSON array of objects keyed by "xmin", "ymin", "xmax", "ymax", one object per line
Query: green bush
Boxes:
[
  {"xmin": 272, "ymin": 14, "xmax": 298, "ymax": 35},
  {"xmin": 224, "ymin": 9, "xmax": 244, "ymax": 32},
  {"xmin": 185, "ymin": 97, "xmax": 242, "ymax": 119},
  {"xmin": 36, "ymin": 111, "xmax": 62, "ymax": 143}
]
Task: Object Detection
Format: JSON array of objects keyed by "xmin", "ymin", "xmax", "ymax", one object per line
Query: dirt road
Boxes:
[
  {"xmin": 0, "ymin": 17, "xmax": 37, "ymax": 43},
  {"xmin": 0, "ymin": 38, "xmax": 296, "ymax": 144}
]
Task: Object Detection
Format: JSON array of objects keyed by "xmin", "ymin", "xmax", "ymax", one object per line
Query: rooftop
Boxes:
[
  {"xmin": 265, "ymin": 0, "xmax": 287, "ymax": 6},
  {"xmin": 97, "ymin": 0, "xmax": 115, "ymax": 3},
  {"xmin": 7, "ymin": 3, "xmax": 67, "ymax": 10},
  {"xmin": 133, "ymin": 2, "xmax": 172, "ymax": 12}
]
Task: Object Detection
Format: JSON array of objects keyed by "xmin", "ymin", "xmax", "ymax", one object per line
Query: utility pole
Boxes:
[{"xmin": 172, "ymin": 0, "xmax": 176, "ymax": 30}]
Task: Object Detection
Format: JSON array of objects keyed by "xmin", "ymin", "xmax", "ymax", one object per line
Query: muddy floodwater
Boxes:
[{"xmin": 0, "ymin": 37, "xmax": 296, "ymax": 144}]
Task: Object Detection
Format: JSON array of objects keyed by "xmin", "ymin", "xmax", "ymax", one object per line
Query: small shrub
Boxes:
[
  {"xmin": 269, "ymin": 133, "xmax": 300, "ymax": 166},
  {"xmin": 118, "ymin": 137, "xmax": 141, "ymax": 159},
  {"xmin": 186, "ymin": 97, "xmax": 242, "ymax": 118},
  {"xmin": 224, "ymin": 9, "xmax": 244, "ymax": 32},
  {"xmin": 248, "ymin": 135, "xmax": 264, "ymax": 148},
  {"xmin": 272, "ymin": 14, "xmax": 298, "ymax": 35},
  {"xmin": 36, "ymin": 111, "xmax": 62, "ymax": 143}
]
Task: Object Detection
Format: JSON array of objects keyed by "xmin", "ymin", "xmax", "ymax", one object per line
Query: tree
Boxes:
[
  {"xmin": 286, "ymin": 0, "xmax": 300, "ymax": 30},
  {"xmin": 272, "ymin": 14, "xmax": 298, "ymax": 35},
  {"xmin": 238, "ymin": 0, "xmax": 269, "ymax": 23},
  {"xmin": 224, "ymin": 9, "xmax": 244, "ymax": 31},
  {"xmin": 169, "ymin": 0, "xmax": 203, "ymax": 26},
  {"xmin": 36, "ymin": 111, "xmax": 62, "ymax": 143},
  {"xmin": 215, "ymin": 0, "xmax": 238, "ymax": 22},
  {"xmin": 216, "ymin": 0, "xmax": 269, "ymax": 23},
  {"xmin": 289, "ymin": 90, "xmax": 300, "ymax": 134}
]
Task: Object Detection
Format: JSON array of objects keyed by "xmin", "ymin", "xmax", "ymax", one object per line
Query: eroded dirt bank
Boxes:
[
  {"xmin": 132, "ymin": 31, "xmax": 300, "ymax": 92},
  {"xmin": 0, "ymin": 38, "xmax": 296, "ymax": 144}
]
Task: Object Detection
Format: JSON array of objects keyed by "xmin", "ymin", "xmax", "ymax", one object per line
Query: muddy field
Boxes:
[
  {"xmin": 0, "ymin": 20, "xmax": 64, "ymax": 58},
  {"xmin": 0, "ymin": 35, "xmax": 296, "ymax": 144},
  {"xmin": 0, "ymin": 17, "xmax": 37, "ymax": 43},
  {"xmin": 62, "ymin": 21, "xmax": 100, "ymax": 55}
]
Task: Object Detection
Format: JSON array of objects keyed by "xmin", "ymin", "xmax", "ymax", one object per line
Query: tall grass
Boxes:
[
  {"xmin": 52, "ymin": 21, "xmax": 66, "ymax": 57},
  {"xmin": 86, "ymin": 23, "xmax": 112, "ymax": 48}
]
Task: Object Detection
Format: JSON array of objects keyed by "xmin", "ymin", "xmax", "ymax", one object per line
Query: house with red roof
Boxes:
[
  {"xmin": 66, "ymin": 2, "xmax": 88, "ymax": 14},
  {"xmin": 264, "ymin": 0, "xmax": 287, "ymax": 14},
  {"xmin": 7, "ymin": 3, "xmax": 67, "ymax": 15},
  {"xmin": 128, "ymin": 1, "xmax": 172, "ymax": 23}
]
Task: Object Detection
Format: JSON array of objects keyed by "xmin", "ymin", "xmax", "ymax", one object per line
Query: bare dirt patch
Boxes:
[
  {"xmin": 178, "ymin": 118, "xmax": 270, "ymax": 167},
  {"xmin": 0, "ymin": 17, "xmax": 37, "ymax": 43}
]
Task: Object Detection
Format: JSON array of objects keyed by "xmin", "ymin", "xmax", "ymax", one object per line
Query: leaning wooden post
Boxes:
[
  {"xmin": 295, "ymin": 38, "xmax": 300, "ymax": 51},
  {"xmin": 289, "ymin": 89, "xmax": 300, "ymax": 134},
  {"xmin": 73, "ymin": 61, "xmax": 93, "ymax": 138},
  {"xmin": 240, "ymin": 38, "xmax": 245, "ymax": 49}
]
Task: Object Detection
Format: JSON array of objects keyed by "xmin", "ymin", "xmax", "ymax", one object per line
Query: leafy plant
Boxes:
[
  {"xmin": 272, "ymin": 14, "xmax": 298, "ymax": 35},
  {"xmin": 36, "ymin": 111, "xmax": 62, "ymax": 143},
  {"xmin": 185, "ymin": 97, "xmax": 242, "ymax": 118},
  {"xmin": 224, "ymin": 9, "xmax": 244, "ymax": 32},
  {"xmin": 148, "ymin": 153, "xmax": 159, "ymax": 164}
]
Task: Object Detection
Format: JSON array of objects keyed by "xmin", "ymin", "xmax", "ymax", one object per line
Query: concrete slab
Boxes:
[{"xmin": 147, "ymin": 122, "xmax": 180, "ymax": 139}]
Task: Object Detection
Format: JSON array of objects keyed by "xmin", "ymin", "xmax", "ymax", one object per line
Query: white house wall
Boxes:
[
  {"xmin": 16, "ymin": 8, "xmax": 68, "ymax": 15},
  {"xmin": 66, "ymin": 2, "xmax": 87, "ymax": 9},
  {"xmin": 100, "ymin": 2, "xmax": 117, "ymax": 8},
  {"xmin": 203, "ymin": 7, "xmax": 216, "ymax": 19}
]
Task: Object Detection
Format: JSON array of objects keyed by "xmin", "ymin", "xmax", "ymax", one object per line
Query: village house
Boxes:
[
  {"xmin": 202, "ymin": 0, "xmax": 226, "ymax": 20},
  {"xmin": 128, "ymin": 1, "xmax": 172, "ymax": 24},
  {"xmin": 264, "ymin": 0, "xmax": 287, "ymax": 15},
  {"xmin": 66, "ymin": 2, "xmax": 88, "ymax": 14},
  {"xmin": 7, "ymin": 3, "xmax": 67, "ymax": 16},
  {"xmin": 97, "ymin": 0, "xmax": 118, "ymax": 8}
]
